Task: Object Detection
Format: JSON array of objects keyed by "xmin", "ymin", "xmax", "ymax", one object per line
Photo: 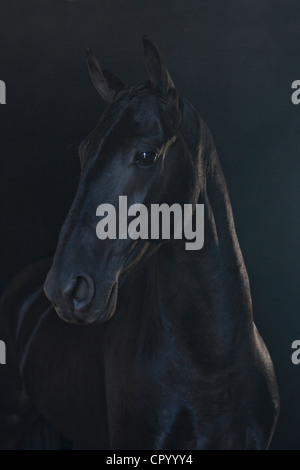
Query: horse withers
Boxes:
[{"xmin": 0, "ymin": 37, "xmax": 279, "ymax": 449}]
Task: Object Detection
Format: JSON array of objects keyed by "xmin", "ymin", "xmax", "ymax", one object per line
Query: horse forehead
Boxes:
[
  {"xmin": 130, "ymin": 101, "xmax": 165, "ymax": 135},
  {"xmin": 115, "ymin": 92, "xmax": 169, "ymax": 137},
  {"xmin": 88, "ymin": 90, "xmax": 170, "ymax": 154}
]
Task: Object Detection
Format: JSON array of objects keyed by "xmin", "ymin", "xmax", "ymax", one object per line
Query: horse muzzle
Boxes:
[{"xmin": 44, "ymin": 270, "xmax": 118, "ymax": 324}]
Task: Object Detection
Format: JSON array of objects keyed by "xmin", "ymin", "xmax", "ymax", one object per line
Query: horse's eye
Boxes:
[{"xmin": 136, "ymin": 151, "xmax": 157, "ymax": 166}]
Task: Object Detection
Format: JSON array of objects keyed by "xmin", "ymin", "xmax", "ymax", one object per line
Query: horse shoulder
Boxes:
[{"xmin": 0, "ymin": 259, "xmax": 53, "ymax": 448}]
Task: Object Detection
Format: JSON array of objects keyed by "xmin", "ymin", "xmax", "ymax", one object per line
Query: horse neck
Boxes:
[{"xmin": 142, "ymin": 100, "xmax": 254, "ymax": 365}]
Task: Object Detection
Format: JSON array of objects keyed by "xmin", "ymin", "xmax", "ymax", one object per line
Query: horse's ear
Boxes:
[
  {"xmin": 142, "ymin": 36, "xmax": 175, "ymax": 97},
  {"xmin": 86, "ymin": 48, "xmax": 126, "ymax": 103}
]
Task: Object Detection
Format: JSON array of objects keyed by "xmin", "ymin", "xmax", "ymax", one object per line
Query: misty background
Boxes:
[{"xmin": 0, "ymin": 0, "xmax": 299, "ymax": 449}]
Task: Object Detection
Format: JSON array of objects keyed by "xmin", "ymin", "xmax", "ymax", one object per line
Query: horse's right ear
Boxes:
[
  {"xmin": 86, "ymin": 48, "xmax": 126, "ymax": 103},
  {"xmin": 142, "ymin": 36, "xmax": 176, "ymax": 98}
]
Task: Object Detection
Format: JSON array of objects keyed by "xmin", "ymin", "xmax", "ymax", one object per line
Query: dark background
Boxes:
[{"xmin": 0, "ymin": 0, "xmax": 299, "ymax": 449}]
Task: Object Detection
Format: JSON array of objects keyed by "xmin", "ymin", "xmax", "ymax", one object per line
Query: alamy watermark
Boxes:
[
  {"xmin": 291, "ymin": 80, "xmax": 300, "ymax": 105},
  {"xmin": 0, "ymin": 80, "xmax": 6, "ymax": 104},
  {"xmin": 0, "ymin": 340, "xmax": 6, "ymax": 365},
  {"xmin": 96, "ymin": 196, "xmax": 204, "ymax": 250},
  {"xmin": 291, "ymin": 340, "xmax": 300, "ymax": 365}
]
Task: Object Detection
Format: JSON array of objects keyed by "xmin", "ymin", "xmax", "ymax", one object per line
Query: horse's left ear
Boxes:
[
  {"xmin": 142, "ymin": 36, "xmax": 176, "ymax": 97},
  {"xmin": 86, "ymin": 48, "xmax": 126, "ymax": 103}
]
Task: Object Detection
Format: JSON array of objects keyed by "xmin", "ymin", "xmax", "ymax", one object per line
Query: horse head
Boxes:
[{"xmin": 44, "ymin": 37, "xmax": 201, "ymax": 324}]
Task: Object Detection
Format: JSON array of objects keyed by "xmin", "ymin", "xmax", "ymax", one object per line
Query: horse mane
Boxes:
[
  {"xmin": 178, "ymin": 95, "xmax": 253, "ymax": 327},
  {"xmin": 179, "ymin": 96, "xmax": 248, "ymax": 263}
]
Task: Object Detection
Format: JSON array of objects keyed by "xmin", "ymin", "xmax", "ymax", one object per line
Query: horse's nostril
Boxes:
[
  {"xmin": 74, "ymin": 276, "xmax": 89, "ymax": 301},
  {"xmin": 63, "ymin": 275, "xmax": 95, "ymax": 311}
]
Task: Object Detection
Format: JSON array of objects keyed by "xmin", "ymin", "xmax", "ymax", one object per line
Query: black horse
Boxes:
[{"xmin": 0, "ymin": 37, "xmax": 279, "ymax": 450}]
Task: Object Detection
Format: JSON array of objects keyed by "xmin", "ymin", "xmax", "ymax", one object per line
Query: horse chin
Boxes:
[
  {"xmin": 53, "ymin": 305, "xmax": 76, "ymax": 324},
  {"xmin": 78, "ymin": 282, "xmax": 118, "ymax": 324},
  {"xmin": 95, "ymin": 282, "xmax": 118, "ymax": 323}
]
